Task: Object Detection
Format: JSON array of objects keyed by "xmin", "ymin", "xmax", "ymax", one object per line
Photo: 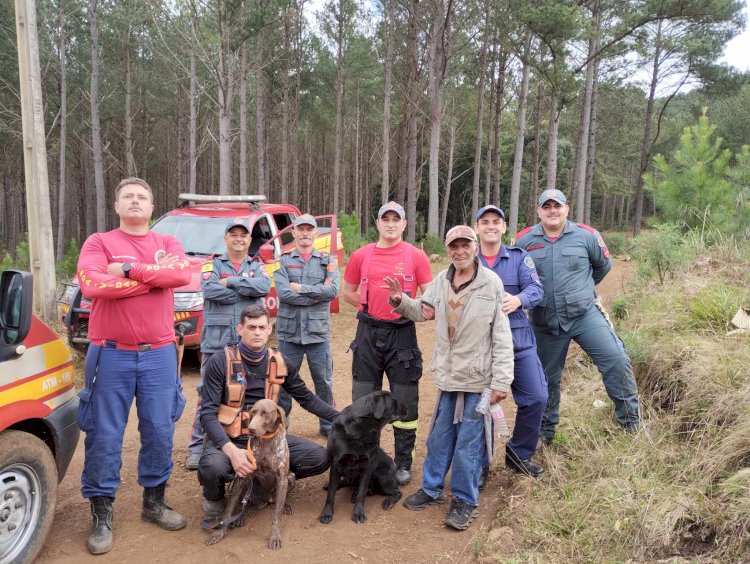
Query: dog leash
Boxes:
[{"xmin": 201, "ymin": 419, "xmax": 285, "ymax": 531}]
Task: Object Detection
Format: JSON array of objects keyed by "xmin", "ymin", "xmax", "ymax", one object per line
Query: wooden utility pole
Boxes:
[{"xmin": 15, "ymin": 0, "xmax": 57, "ymax": 321}]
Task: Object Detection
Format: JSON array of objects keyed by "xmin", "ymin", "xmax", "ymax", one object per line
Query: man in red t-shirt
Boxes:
[
  {"xmin": 341, "ymin": 201, "xmax": 432, "ymax": 485},
  {"xmin": 76, "ymin": 178, "xmax": 191, "ymax": 555}
]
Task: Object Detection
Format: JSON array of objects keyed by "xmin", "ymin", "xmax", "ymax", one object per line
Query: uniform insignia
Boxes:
[
  {"xmin": 261, "ymin": 269, "xmax": 270, "ymax": 278},
  {"xmin": 201, "ymin": 262, "xmax": 214, "ymax": 273},
  {"xmin": 242, "ymin": 272, "xmax": 250, "ymax": 278},
  {"xmin": 155, "ymin": 249, "xmax": 167, "ymax": 262},
  {"xmin": 597, "ymin": 236, "xmax": 606, "ymax": 248},
  {"xmin": 202, "ymin": 272, "xmax": 211, "ymax": 280},
  {"xmin": 527, "ymin": 244, "xmax": 545, "ymax": 251},
  {"xmin": 524, "ymin": 256, "xmax": 535, "ymax": 269}
]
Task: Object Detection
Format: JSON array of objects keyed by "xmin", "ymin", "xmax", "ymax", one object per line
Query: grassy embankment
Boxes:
[{"xmin": 490, "ymin": 234, "xmax": 750, "ymax": 562}]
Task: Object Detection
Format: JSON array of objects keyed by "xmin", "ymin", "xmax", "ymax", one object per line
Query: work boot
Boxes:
[
  {"xmin": 443, "ymin": 497, "xmax": 479, "ymax": 531},
  {"xmin": 403, "ymin": 488, "xmax": 447, "ymax": 511},
  {"xmin": 478, "ymin": 466, "xmax": 489, "ymax": 491},
  {"xmin": 506, "ymin": 447, "xmax": 544, "ymax": 478},
  {"xmin": 202, "ymin": 497, "xmax": 226, "ymax": 517},
  {"xmin": 185, "ymin": 452, "xmax": 201, "ymax": 471},
  {"xmin": 87, "ymin": 496, "xmax": 114, "ymax": 555},
  {"xmin": 395, "ymin": 467, "xmax": 412, "ymax": 486},
  {"xmin": 141, "ymin": 482, "xmax": 187, "ymax": 530}
]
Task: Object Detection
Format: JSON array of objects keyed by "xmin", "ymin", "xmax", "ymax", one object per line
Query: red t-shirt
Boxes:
[
  {"xmin": 344, "ymin": 241, "xmax": 432, "ymax": 320},
  {"xmin": 481, "ymin": 253, "xmax": 498, "ymax": 266},
  {"xmin": 77, "ymin": 228, "xmax": 191, "ymax": 346},
  {"xmin": 299, "ymin": 252, "xmax": 312, "ymax": 263}
]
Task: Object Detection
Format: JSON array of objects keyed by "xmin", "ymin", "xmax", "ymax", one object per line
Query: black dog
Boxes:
[{"xmin": 318, "ymin": 391, "xmax": 407, "ymax": 524}]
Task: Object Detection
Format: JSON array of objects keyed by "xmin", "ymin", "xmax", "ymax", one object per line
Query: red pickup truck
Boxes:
[{"xmin": 59, "ymin": 194, "xmax": 344, "ymax": 351}]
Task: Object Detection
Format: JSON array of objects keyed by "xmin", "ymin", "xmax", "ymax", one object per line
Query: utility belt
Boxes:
[
  {"xmin": 217, "ymin": 346, "xmax": 287, "ymax": 439},
  {"xmin": 356, "ymin": 310, "xmax": 414, "ymax": 329}
]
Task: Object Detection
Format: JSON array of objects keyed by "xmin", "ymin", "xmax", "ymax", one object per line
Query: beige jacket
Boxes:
[{"xmin": 394, "ymin": 262, "xmax": 514, "ymax": 393}]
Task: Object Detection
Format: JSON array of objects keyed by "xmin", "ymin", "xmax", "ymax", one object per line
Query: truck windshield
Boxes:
[{"xmin": 150, "ymin": 216, "xmax": 228, "ymax": 256}]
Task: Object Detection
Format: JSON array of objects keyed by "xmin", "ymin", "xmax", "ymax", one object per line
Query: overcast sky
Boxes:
[{"xmin": 719, "ymin": 2, "xmax": 749, "ymax": 71}]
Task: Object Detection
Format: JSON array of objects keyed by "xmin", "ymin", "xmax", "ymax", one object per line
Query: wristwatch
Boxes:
[{"xmin": 122, "ymin": 263, "xmax": 132, "ymax": 278}]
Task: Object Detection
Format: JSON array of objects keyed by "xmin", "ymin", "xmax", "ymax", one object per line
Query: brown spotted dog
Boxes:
[{"xmin": 207, "ymin": 399, "xmax": 294, "ymax": 550}]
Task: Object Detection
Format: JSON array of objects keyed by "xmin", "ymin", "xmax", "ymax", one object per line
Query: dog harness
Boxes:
[{"xmin": 218, "ymin": 346, "xmax": 287, "ymax": 439}]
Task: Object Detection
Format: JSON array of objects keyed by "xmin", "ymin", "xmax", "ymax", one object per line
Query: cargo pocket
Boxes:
[
  {"xmin": 562, "ymin": 246, "xmax": 589, "ymax": 271},
  {"xmin": 171, "ymin": 377, "xmax": 187, "ymax": 422},
  {"xmin": 276, "ymin": 309, "xmax": 296, "ymax": 339},
  {"xmin": 348, "ymin": 340, "xmax": 361, "ymax": 380},
  {"xmin": 397, "ymin": 348, "xmax": 423, "ymax": 382},
  {"xmin": 307, "ymin": 310, "xmax": 329, "ymax": 337},
  {"xmin": 203, "ymin": 316, "xmax": 231, "ymax": 349},
  {"xmin": 76, "ymin": 387, "xmax": 95, "ymax": 432}
]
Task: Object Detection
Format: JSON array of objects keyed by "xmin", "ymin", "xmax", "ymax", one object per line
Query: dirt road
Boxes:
[{"xmin": 37, "ymin": 259, "xmax": 633, "ymax": 564}]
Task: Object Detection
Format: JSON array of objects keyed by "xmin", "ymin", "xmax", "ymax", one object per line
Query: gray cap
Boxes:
[
  {"xmin": 225, "ymin": 218, "xmax": 249, "ymax": 233},
  {"xmin": 538, "ymin": 189, "xmax": 567, "ymax": 206},
  {"xmin": 294, "ymin": 214, "xmax": 317, "ymax": 228},
  {"xmin": 377, "ymin": 201, "xmax": 405, "ymax": 219}
]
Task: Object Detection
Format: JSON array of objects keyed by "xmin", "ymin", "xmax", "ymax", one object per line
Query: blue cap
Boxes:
[
  {"xmin": 475, "ymin": 205, "xmax": 506, "ymax": 222},
  {"xmin": 225, "ymin": 218, "xmax": 249, "ymax": 233},
  {"xmin": 538, "ymin": 189, "xmax": 567, "ymax": 206},
  {"xmin": 293, "ymin": 214, "xmax": 317, "ymax": 228},
  {"xmin": 377, "ymin": 201, "xmax": 405, "ymax": 219}
]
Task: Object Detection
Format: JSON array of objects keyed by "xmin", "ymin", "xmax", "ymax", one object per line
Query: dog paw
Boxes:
[
  {"xmin": 206, "ymin": 530, "xmax": 227, "ymax": 546},
  {"xmin": 230, "ymin": 514, "xmax": 247, "ymax": 529},
  {"xmin": 318, "ymin": 511, "xmax": 333, "ymax": 524},
  {"xmin": 382, "ymin": 492, "xmax": 402, "ymax": 511},
  {"xmin": 351, "ymin": 509, "xmax": 367, "ymax": 524},
  {"xmin": 268, "ymin": 532, "xmax": 282, "ymax": 550},
  {"xmin": 283, "ymin": 504, "xmax": 294, "ymax": 515}
]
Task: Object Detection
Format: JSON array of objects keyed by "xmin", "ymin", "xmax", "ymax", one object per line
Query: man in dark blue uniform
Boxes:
[
  {"xmin": 516, "ymin": 189, "xmax": 640, "ymax": 444},
  {"xmin": 475, "ymin": 206, "xmax": 548, "ymax": 479}
]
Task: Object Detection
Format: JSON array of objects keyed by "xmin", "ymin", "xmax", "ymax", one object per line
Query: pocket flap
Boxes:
[
  {"xmin": 309, "ymin": 310, "xmax": 328, "ymax": 320},
  {"xmin": 204, "ymin": 316, "xmax": 232, "ymax": 326},
  {"xmin": 218, "ymin": 404, "xmax": 241, "ymax": 425},
  {"xmin": 277, "ymin": 308, "xmax": 296, "ymax": 318},
  {"xmin": 562, "ymin": 247, "xmax": 588, "ymax": 257}
]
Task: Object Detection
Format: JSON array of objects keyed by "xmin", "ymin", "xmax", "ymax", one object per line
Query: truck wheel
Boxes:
[{"xmin": 0, "ymin": 430, "xmax": 58, "ymax": 564}]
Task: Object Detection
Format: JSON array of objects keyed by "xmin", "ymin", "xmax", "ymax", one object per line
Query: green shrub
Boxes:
[
  {"xmin": 0, "ymin": 252, "xmax": 13, "ymax": 272},
  {"xmin": 59, "ymin": 238, "xmax": 80, "ymax": 280},
  {"xmin": 684, "ymin": 282, "xmax": 746, "ymax": 332},
  {"xmin": 602, "ymin": 231, "xmax": 629, "ymax": 256},
  {"xmin": 632, "ymin": 224, "xmax": 686, "ymax": 284},
  {"xmin": 418, "ymin": 233, "xmax": 444, "ymax": 256},
  {"xmin": 13, "ymin": 238, "xmax": 30, "ymax": 271},
  {"xmin": 611, "ymin": 296, "xmax": 629, "ymax": 322},
  {"xmin": 338, "ymin": 212, "xmax": 369, "ymax": 260}
]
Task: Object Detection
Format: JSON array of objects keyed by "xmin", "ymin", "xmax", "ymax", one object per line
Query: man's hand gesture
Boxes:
[{"xmin": 382, "ymin": 277, "xmax": 403, "ymax": 306}]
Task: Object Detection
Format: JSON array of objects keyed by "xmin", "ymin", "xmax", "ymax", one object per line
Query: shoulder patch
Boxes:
[
  {"xmin": 201, "ymin": 261, "xmax": 214, "ymax": 273},
  {"xmin": 597, "ymin": 236, "xmax": 606, "ymax": 248},
  {"xmin": 576, "ymin": 223, "xmax": 598, "ymax": 235},
  {"xmin": 524, "ymin": 256, "xmax": 535, "ymax": 269}
]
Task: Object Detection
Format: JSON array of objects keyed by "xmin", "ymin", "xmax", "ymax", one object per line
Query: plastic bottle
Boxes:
[
  {"xmin": 489, "ymin": 403, "xmax": 510, "ymax": 438},
  {"xmin": 475, "ymin": 388, "xmax": 492, "ymax": 414}
]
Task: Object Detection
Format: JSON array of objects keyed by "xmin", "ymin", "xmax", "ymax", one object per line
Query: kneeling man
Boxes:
[{"xmin": 198, "ymin": 305, "xmax": 339, "ymax": 515}]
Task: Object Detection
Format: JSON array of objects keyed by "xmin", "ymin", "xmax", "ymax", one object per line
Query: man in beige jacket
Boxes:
[{"xmin": 383, "ymin": 225, "xmax": 514, "ymax": 531}]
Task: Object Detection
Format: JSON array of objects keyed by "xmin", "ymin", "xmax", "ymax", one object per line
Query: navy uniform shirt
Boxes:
[{"xmin": 516, "ymin": 221, "xmax": 611, "ymax": 333}]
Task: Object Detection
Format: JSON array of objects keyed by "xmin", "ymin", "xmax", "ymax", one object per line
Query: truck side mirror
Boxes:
[
  {"xmin": 0, "ymin": 270, "xmax": 33, "ymax": 349},
  {"xmin": 258, "ymin": 243, "xmax": 276, "ymax": 264}
]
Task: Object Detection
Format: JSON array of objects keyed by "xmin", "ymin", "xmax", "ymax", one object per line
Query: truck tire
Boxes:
[{"xmin": 0, "ymin": 430, "xmax": 58, "ymax": 564}]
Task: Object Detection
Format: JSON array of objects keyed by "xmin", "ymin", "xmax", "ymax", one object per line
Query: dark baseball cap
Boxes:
[
  {"xmin": 475, "ymin": 205, "xmax": 506, "ymax": 222},
  {"xmin": 538, "ymin": 188, "xmax": 567, "ymax": 206},
  {"xmin": 377, "ymin": 201, "xmax": 405, "ymax": 219},
  {"xmin": 225, "ymin": 218, "xmax": 249, "ymax": 233},
  {"xmin": 293, "ymin": 214, "xmax": 317, "ymax": 228},
  {"xmin": 445, "ymin": 225, "xmax": 477, "ymax": 246}
]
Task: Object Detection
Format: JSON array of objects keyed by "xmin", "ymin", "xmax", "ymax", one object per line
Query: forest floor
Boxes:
[{"xmin": 37, "ymin": 258, "xmax": 635, "ymax": 564}]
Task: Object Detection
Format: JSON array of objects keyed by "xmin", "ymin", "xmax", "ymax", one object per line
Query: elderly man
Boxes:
[
  {"xmin": 185, "ymin": 218, "xmax": 271, "ymax": 470},
  {"xmin": 383, "ymin": 225, "xmax": 514, "ymax": 531},
  {"xmin": 516, "ymin": 189, "xmax": 641, "ymax": 444},
  {"xmin": 274, "ymin": 214, "xmax": 340, "ymax": 437},
  {"xmin": 76, "ymin": 177, "xmax": 191, "ymax": 554}
]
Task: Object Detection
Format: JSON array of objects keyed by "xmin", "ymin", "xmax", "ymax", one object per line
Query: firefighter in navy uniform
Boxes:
[
  {"xmin": 198, "ymin": 305, "xmax": 338, "ymax": 516},
  {"xmin": 341, "ymin": 202, "xmax": 433, "ymax": 486},
  {"xmin": 274, "ymin": 214, "xmax": 340, "ymax": 437}
]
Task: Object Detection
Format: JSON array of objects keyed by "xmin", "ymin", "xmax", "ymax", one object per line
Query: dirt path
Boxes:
[{"xmin": 37, "ymin": 259, "xmax": 634, "ymax": 564}]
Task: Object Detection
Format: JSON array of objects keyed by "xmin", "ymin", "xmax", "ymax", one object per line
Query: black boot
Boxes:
[
  {"xmin": 87, "ymin": 496, "xmax": 114, "ymax": 555},
  {"xmin": 141, "ymin": 482, "xmax": 186, "ymax": 530}
]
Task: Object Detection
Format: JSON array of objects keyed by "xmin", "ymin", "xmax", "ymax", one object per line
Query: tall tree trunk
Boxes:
[
  {"xmin": 483, "ymin": 36, "xmax": 497, "ymax": 207},
  {"xmin": 528, "ymin": 79, "xmax": 543, "ymax": 224},
  {"xmin": 381, "ymin": 0, "xmax": 394, "ymax": 205},
  {"xmin": 56, "ymin": 0, "xmax": 68, "ymax": 262},
  {"xmin": 396, "ymin": 118, "xmax": 407, "ymax": 203},
  {"xmin": 188, "ymin": 21, "xmax": 198, "ymax": 194},
  {"xmin": 124, "ymin": 23, "xmax": 136, "ymax": 176},
  {"xmin": 255, "ymin": 64, "xmax": 267, "ymax": 195},
  {"xmin": 281, "ymin": 15, "xmax": 291, "ymax": 202},
  {"xmin": 633, "ymin": 20, "xmax": 662, "ymax": 235},
  {"xmin": 584, "ymin": 55, "xmax": 600, "ymax": 225},
  {"xmin": 470, "ymin": 6, "xmax": 490, "ymax": 220},
  {"xmin": 89, "ymin": 0, "xmax": 106, "ymax": 231},
  {"xmin": 354, "ymin": 100, "xmax": 361, "ymax": 218},
  {"xmin": 405, "ymin": 0, "xmax": 420, "ymax": 241},
  {"xmin": 492, "ymin": 51, "xmax": 506, "ymax": 205},
  {"xmin": 573, "ymin": 1, "xmax": 600, "ymax": 221},
  {"xmin": 332, "ymin": 0, "xmax": 346, "ymax": 213},
  {"xmin": 508, "ymin": 30, "xmax": 532, "ymax": 238},
  {"xmin": 427, "ymin": 0, "xmax": 452, "ymax": 235},
  {"xmin": 440, "ymin": 96, "xmax": 456, "ymax": 237},
  {"xmin": 292, "ymin": 3, "xmax": 303, "ymax": 203},
  {"xmin": 546, "ymin": 90, "xmax": 559, "ymax": 188},
  {"xmin": 239, "ymin": 45, "xmax": 248, "ymax": 195},
  {"xmin": 217, "ymin": 17, "xmax": 234, "ymax": 195}
]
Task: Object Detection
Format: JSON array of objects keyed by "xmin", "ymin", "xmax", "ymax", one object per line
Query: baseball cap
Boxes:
[
  {"xmin": 377, "ymin": 201, "xmax": 405, "ymax": 220},
  {"xmin": 293, "ymin": 214, "xmax": 317, "ymax": 228},
  {"xmin": 475, "ymin": 205, "xmax": 506, "ymax": 222},
  {"xmin": 225, "ymin": 218, "xmax": 249, "ymax": 233},
  {"xmin": 538, "ymin": 188, "xmax": 567, "ymax": 206},
  {"xmin": 445, "ymin": 225, "xmax": 477, "ymax": 246}
]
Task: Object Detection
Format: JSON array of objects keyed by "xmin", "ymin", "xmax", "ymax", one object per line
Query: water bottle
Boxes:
[
  {"xmin": 489, "ymin": 403, "xmax": 510, "ymax": 438},
  {"xmin": 475, "ymin": 388, "xmax": 492, "ymax": 415}
]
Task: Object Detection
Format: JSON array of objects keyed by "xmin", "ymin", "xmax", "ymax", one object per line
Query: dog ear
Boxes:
[
  {"xmin": 276, "ymin": 404, "xmax": 287, "ymax": 429},
  {"xmin": 373, "ymin": 394, "xmax": 386, "ymax": 419}
]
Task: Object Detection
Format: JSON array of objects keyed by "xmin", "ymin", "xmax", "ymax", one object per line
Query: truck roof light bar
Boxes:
[{"xmin": 178, "ymin": 193, "xmax": 268, "ymax": 204}]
